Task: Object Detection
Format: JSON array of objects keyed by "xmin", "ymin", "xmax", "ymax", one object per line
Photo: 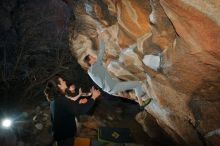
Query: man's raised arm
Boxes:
[{"xmin": 96, "ymin": 39, "xmax": 105, "ymax": 62}]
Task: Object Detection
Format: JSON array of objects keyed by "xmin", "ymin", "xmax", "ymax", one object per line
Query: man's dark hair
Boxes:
[
  {"xmin": 44, "ymin": 80, "xmax": 57, "ymax": 101},
  {"xmin": 83, "ymin": 54, "xmax": 90, "ymax": 66},
  {"xmin": 66, "ymin": 83, "xmax": 79, "ymax": 97},
  {"xmin": 44, "ymin": 75, "xmax": 65, "ymax": 101}
]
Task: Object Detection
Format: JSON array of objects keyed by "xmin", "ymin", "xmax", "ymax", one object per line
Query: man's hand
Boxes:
[
  {"xmin": 90, "ymin": 86, "xmax": 101, "ymax": 100},
  {"xmin": 78, "ymin": 88, "xmax": 82, "ymax": 96},
  {"xmin": 96, "ymin": 21, "xmax": 105, "ymax": 34},
  {"xmin": 79, "ymin": 98, "xmax": 88, "ymax": 104},
  {"xmin": 129, "ymin": 43, "xmax": 137, "ymax": 49}
]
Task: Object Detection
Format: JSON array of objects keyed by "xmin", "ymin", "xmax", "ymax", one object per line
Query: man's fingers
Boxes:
[
  {"xmin": 90, "ymin": 86, "xmax": 94, "ymax": 92},
  {"xmin": 79, "ymin": 88, "xmax": 82, "ymax": 94}
]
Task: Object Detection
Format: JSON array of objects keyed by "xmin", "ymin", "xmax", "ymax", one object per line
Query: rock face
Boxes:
[{"xmin": 68, "ymin": 0, "xmax": 220, "ymax": 145}]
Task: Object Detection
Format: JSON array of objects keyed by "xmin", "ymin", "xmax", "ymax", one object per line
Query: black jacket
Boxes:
[{"xmin": 50, "ymin": 95, "xmax": 95, "ymax": 140}]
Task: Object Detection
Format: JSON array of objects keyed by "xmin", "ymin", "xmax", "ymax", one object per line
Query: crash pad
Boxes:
[{"xmin": 98, "ymin": 127, "xmax": 134, "ymax": 143}]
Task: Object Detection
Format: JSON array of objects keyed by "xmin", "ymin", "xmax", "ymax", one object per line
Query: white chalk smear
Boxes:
[
  {"xmin": 143, "ymin": 54, "xmax": 160, "ymax": 71},
  {"xmin": 205, "ymin": 128, "xmax": 220, "ymax": 137}
]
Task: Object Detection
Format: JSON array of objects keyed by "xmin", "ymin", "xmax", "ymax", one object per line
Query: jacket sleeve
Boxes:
[
  {"xmin": 66, "ymin": 94, "xmax": 81, "ymax": 101},
  {"xmin": 96, "ymin": 39, "xmax": 105, "ymax": 62},
  {"xmin": 65, "ymin": 97, "xmax": 95, "ymax": 116}
]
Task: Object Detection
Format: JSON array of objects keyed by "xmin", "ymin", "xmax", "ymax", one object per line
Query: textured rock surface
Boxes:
[{"xmin": 68, "ymin": 0, "xmax": 220, "ymax": 145}]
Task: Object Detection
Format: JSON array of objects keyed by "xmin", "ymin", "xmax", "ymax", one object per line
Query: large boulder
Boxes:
[{"xmin": 68, "ymin": 0, "xmax": 220, "ymax": 145}]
